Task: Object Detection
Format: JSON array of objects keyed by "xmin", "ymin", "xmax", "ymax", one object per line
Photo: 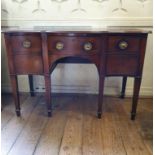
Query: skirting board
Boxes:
[{"xmin": 1, "ymin": 84, "xmax": 152, "ymax": 97}]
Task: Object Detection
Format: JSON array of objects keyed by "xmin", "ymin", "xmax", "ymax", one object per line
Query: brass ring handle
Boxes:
[
  {"xmin": 118, "ymin": 41, "xmax": 128, "ymax": 50},
  {"xmin": 56, "ymin": 42, "xmax": 64, "ymax": 50},
  {"xmin": 22, "ymin": 40, "xmax": 31, "ymax": 48},
  {"xmin": 84, "ymin": 42, "xmax": 93, "ymax": 51}
]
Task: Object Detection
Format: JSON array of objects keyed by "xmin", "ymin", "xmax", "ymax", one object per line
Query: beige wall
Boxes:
[{"xmin": 1, "ymin": 0, "xmax": 153, "ymax": 96}]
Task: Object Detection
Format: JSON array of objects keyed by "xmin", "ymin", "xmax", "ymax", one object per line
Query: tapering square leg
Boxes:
[
  {"xmin": 97, "ymin": 75, "xmax": 105, "ymax": 119},
  {"xmin": 28, "ymin": 75, "xmax": 35, "ymax": 97},
  {"xmin": 131, "ymin": 77, "xmax": 141, "ymax": 120},
  {"xmin": 120, "ymin": 76, "xmax": 127, "ymax": 99},
  {"xmin": 10, "ymin": 75, "xmax": 21, "ymax": 116},
  {"xmin": 44, "ymin": 75, "xmax": 52, "ymax": 117}
]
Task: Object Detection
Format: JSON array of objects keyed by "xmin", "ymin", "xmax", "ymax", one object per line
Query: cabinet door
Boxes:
[
  {"xmin": 106, "ymin": 54, "xmax": 139, "ymax": 76},
  {"xmin": 13, "ymin": 55, "xmax": 43, "ymax": 74}
]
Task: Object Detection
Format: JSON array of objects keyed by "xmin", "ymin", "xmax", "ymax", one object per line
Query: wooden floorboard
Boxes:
[
  {"xmin": 101, "ymin": 113, "xmax": 127, "ymax": 155},
  {"xmin": 82, "ymin": 114, "xmax": 104, "ymax": 155},
  {"xmin": 59, "ymin": 111, "xmax": 83, "ymax": 155},
  {"xmin": 59, "ymin": 96, "xmax": 84, "ymax": 155},
  {"xmin": 82, "ymin": 96, "xmax": 104, "ymax": 155},
  {"xmin": 7, "ymin": 97, "xmax": 48, "ymax": 155},
  {"xmin": 1, "ymin": 95, "xmax": 40, "ymax": 155},
  {"xmin": 1, "ymin": 94, "xmax": 28, "ymax": 129},
  {"xmin": 1, "ymin": 93, "xmax": 153, "ymax": 155},
  {"xmin": 119, "ymin": 97, "xmax": 153, "ymax": 154},
  {"xmin": 34, "ymin": 111, "xmax": 68, "ymax": 155},
  {"xmin": 106, "ymin": 97, "xmax": 152, "ymax": 155}
]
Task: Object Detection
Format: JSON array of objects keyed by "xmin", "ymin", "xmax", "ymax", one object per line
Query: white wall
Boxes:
[{"xmin": 1, "ymin": 0, "xmax": 153, "ymax": 96}]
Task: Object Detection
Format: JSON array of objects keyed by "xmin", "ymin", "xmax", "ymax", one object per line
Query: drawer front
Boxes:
[
  {"xmin": 13, "ymin": 55, "xmax": 43, "ymax": 74},
  {"xmin": 48, "ymin": 36, "xmax": 101, "ymax": 55},
  {"xmin": 108, "ymin": 36, "xmax": 140, "ymax": 53},
  {"xmin": 106, "ymin": 55, "xmax": 139, "ymax": 76},
  {"xmin": 11, "ymin": 34, "xmax": 42, "ymax": 54}
]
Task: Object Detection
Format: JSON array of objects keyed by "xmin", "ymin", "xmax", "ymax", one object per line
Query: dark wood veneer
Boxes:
[
  {"xmin": 107, "ymin": 35, "xmax": 141, "ymax": 52},
  {"xmin": 13, "ymin": 55, "xmax": 43, "ymax": 74},
  {"xmin": 48, "ymin": 36, "xmax": 101, "ymax": 55},
  {"xmin": 106, "ymin": 54, "xmax": 139, "ymax": 76},
  {"xmin": 3, "ymin": 30, "xmax": 149, "ymax": 120},
  {"xmin": 10, "ymin": 34, "xmax": 42, "ymax": 54}
]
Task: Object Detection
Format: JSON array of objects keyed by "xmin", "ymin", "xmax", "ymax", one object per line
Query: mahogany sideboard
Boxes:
[{"xmin": 2, "ymin": 27, "xmax": 150, "ymax": 120}]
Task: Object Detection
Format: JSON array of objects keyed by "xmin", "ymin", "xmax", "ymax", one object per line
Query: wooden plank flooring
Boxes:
[
  {"xmin": 1, "ymin": 93, "xmax": 153, "ymax": 155},
  {"xmin": 1, "ymin": 94, "xmax": 28, "ymax": 129}
]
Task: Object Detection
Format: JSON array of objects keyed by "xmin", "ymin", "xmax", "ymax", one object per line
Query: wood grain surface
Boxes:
[{"xmin": 1, "ymin": 93, "xmax": 152, "ymax": 155}]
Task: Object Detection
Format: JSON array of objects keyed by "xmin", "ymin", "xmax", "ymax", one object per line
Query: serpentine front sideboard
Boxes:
[{"xmin": 2, "ymin": 27, "xmax": 150, "ymax": 120}]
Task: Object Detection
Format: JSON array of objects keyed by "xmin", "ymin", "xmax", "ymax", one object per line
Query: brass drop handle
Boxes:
[
  {"xmin": 118, "ymin": 41, "xmax": 128, "ymax": 50},
  {"xmin": 56, "ymin": 42, "xmax": 64, "ymax": 50},
  {"xmin": 22, "ymin": 40, "xmax": 31, "ymax": 48},
  {"xmin": 84, "ymin": 42, "xmax": 93, "ymax": 51}
]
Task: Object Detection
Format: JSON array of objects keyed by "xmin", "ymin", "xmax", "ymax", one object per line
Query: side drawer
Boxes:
[
  {"xmin": 108, "ymin": 36, "xmax": 141, "ymax": 53},
  {"xmin": 10, "ymin": 33, "xmax": 42, "ymax": 54},
  {"xmin": 106, "ymin": 54, "xmax": 139, "ymax": 76},
  {"xmin": 13, "ymin": 55, "xmax": 43, "ymax": 74}
]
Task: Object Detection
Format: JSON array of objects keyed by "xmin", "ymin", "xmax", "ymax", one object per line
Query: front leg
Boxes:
[
  {"xmin": 131, "ymin": 77, "xmax": 141, "ymax": 120},
  {"xmin": 10, "ymin": 75, "xmax": 21, "ymax": 116},
  {"xmin": 44, "ymin": 74, "xmax": 52, "ymax": 117}
]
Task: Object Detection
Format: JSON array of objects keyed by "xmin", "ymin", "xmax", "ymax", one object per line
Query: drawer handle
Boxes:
[
  {"xmin": 84, "ymin": 42, "xmax": 93, "ymax": 51},
  {"xmin": 118, "ymin": 41, "xmax": 128, "ymax": 50},
  {"xmin": 56, "ymin": 42, "xmax": 64, "ymax": 50},
  {"xmin": 22, "ymin": 40, "xmax": 31, "ymax": 48}
]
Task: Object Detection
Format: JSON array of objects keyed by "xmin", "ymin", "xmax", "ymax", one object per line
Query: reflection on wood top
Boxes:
[{"xmin": 1, "ymin": 26, "xmax": 152, "ymax": 33}]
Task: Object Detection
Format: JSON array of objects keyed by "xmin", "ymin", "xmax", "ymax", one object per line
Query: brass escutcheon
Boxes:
[
  {"xmin": 84, "ymin": 42, "xmax": 93, "ymax": 51},
  {"xmin": 56, "ymin": 42, "xmax": 64, "ymax": 50},
  {"xmin": 22, "ymin": 40, "xmax": 31, "ymax": 48},
  {"xmin": 118, "ymin": 41, "xmax": 128, "ymax": 50}
]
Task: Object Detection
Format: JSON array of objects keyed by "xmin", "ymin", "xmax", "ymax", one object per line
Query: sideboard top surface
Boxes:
[{"xmin": 1, "ymin": 26, "xmax": 151, "ymax": 34}]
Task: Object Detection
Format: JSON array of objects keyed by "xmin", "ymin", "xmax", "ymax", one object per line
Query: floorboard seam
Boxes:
[
  {"xmin": 2, "ymin": 116, "xmax": 14, "ymax": 131},
  {"xmin": 116, "ymin": 119, "xmax": 128, "ymax": 155},
  {"xmin": 2, "ymin": 95, "xmax": 29, "ymax": 130},
  {"xmin": 57, "ymin": 112, "xmax": 69, "ymax": 155},
  {"xmin": 114, "ymin": 104, "xmax": 128, "ymax": 155},
  {"xmin": 81, "ymin": 105, "xmax": 85, "ymax": 155},
  {"xmin": 32, "ymin": 118, "xmax": 49, "ymax": 155},
  {"xmin": 6, "ymin": 96, "xmax": 41, "ymax": 155}
]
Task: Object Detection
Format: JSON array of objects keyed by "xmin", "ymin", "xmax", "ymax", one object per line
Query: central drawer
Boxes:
[{"xmin": 47, "ymin": 35, "xmax": 101, "ymax": 55}]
